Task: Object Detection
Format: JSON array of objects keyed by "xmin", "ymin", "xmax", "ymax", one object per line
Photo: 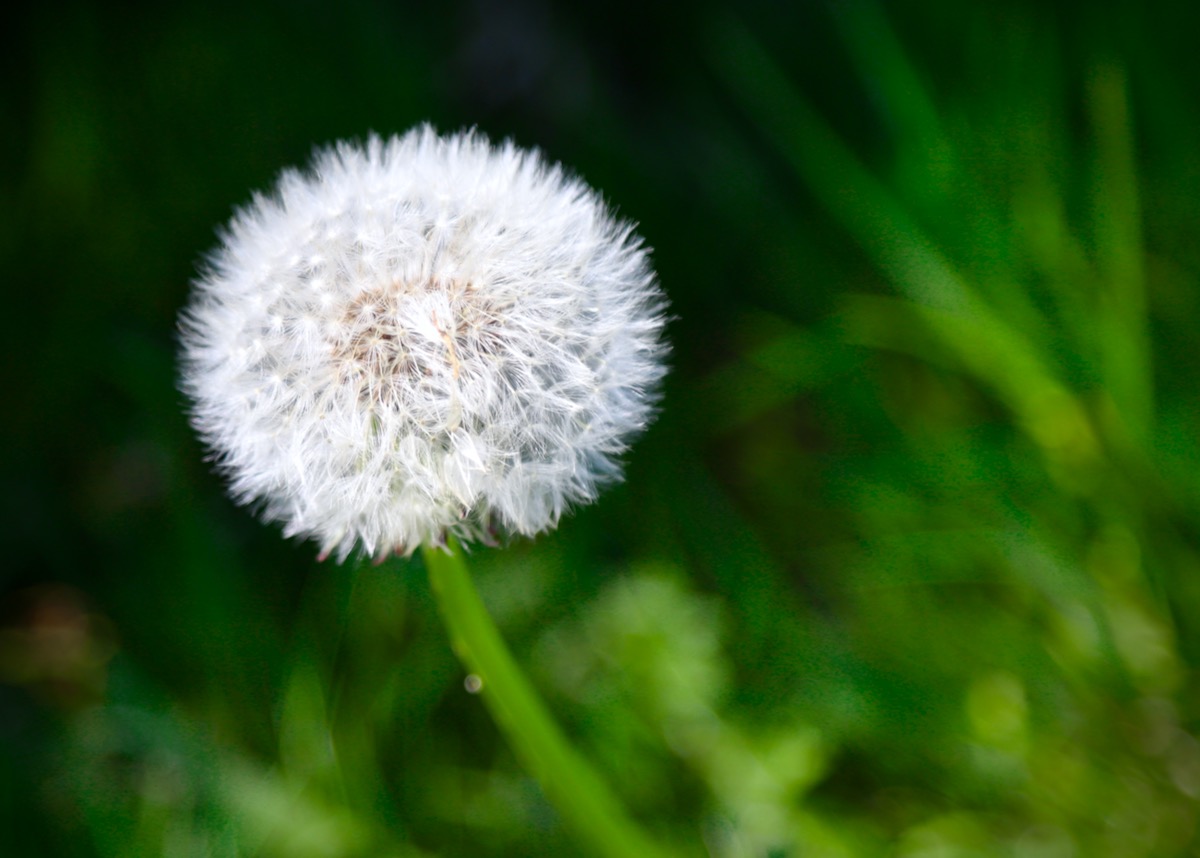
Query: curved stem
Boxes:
[{"xmin": 422, "ymin": 540, "xmax": 673, "ymax": 858}]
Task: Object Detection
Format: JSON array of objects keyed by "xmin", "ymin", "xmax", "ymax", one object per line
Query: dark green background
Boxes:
[{"xmin": 5, "ymin": 0, "xmax": 1200, "ymax": 855}]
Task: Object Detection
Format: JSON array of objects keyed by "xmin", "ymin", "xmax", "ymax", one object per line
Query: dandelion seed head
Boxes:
[{"xmin": 180, "ymin": 126, "xmax": 668, "ymax": 561}]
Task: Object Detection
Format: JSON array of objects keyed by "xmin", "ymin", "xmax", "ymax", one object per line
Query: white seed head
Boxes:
[{"xmin": 180, "ymin": 126, "xmax": 668, "ymax": 561}]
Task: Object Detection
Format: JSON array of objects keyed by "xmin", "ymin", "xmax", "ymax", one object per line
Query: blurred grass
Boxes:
[{"xmin": 5, "ymin": 0, "xmax": 1200, "ymax": 855}]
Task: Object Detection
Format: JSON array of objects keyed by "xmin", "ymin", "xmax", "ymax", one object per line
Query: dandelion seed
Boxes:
[{"xmin": 180, "ymin": 125, "xmax": 668, "ymax": 561}]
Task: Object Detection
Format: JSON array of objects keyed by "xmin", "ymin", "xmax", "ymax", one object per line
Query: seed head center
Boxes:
[{"xmin": 334, "ymin": 276, "xmax": 490, "ymax": 407}]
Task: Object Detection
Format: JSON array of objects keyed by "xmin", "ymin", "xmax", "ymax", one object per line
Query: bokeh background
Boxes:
[{"xmin": 5, "ymin": 0, "xmax": 1200, "ymax": 855}]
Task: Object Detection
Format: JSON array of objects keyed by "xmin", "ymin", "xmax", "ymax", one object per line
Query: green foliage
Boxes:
[{"xmin": 4, "ymin": 0, "xmax": 1200, "ymax": 855}]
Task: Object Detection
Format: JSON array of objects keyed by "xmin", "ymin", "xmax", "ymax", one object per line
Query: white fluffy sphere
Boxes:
[{"xmin": 181, "ymin": 126, "xmax": 668, "ymax": 561}]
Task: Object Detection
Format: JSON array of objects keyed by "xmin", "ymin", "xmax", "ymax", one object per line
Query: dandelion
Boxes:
[{"xmin": 180, "ymin": 125, "xmax": 668, "ymax": 561}]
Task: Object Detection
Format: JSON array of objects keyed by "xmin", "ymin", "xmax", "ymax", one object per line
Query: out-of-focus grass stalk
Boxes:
[
  {"xmin": 1089, "ymin": 62, "xmax": 1152, "ymax": 445},
  {"xmin": 839, "ymin": 294, "xmax": 1101, "ymax": 475},
  {"xmin": 826, "ymin": 1, "xmax": 1051, "ymax": 336},
  {"xmin": 827, "ymin": 0, "xmax": 953, "ymax": 184},
  {"xmin": 422, "ymin": 540, "xmax": 676, "ymax": 858},
  {"xmin": 708, "ymin": 15, "xmax": 971, "ymax": 315},
  {"xmin": 709, "ymin": 15, "xmax": 1103, "ymax": 477}
]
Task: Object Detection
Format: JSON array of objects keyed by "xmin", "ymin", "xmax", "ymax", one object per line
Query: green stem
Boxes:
[{"xmin": 422, "ymin": 539, "xmax": 673, "ymax": 858}]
